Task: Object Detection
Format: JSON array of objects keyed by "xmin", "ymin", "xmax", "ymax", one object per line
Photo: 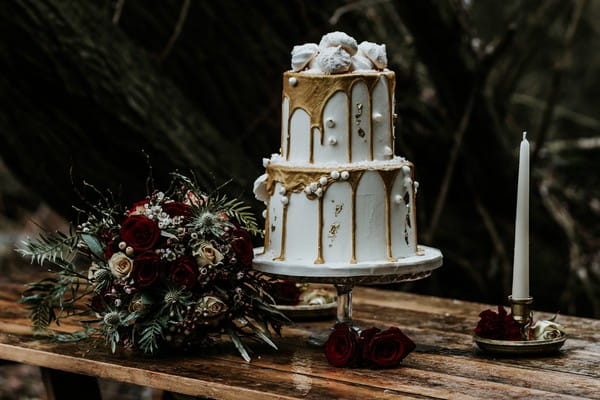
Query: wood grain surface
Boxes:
[{"xmin": 0, "ymin": 277, "xmax": 598, "ymax": 399}]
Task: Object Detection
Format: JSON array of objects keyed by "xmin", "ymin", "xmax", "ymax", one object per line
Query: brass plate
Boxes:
[{"xmin": 473, "ymin": 335, "xmax": 567, "ymax": 355}]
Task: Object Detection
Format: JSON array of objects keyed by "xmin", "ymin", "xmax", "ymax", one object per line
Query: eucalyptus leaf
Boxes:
[{"xmin": 82, "ymin": 233, "xmax": 105, "ymax": 261}]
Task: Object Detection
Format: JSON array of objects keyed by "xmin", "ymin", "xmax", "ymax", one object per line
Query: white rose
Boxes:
[
  {"xmin": 194, "ymin": 243, "xmax": 224, "ymax": 267},
  {"xmin": 108, "ymin": 252, "xmax": 134, "ymax": 279}
]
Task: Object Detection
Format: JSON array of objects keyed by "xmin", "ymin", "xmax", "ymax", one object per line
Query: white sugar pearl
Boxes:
[
  {"xmin": 326, "ymin": 118, "xmax": 335, "ymax": 128},
  {"xmin": 330, "ymin": 171, "xmax": 340, "ymax": 180},
  {"xmin": 383, "ymin": 145, "xmax": 393, "ymax": 156},
  {"xmin": 278, "ymin": 186, "xmax": 287, "ymax": 195},
  {"xmin": 373, "ymin": 112, "xmax": 383, "ymax": 123},
  {"xmin": 414, "ymin": 181, "xmax": 420, "ymax": 190},
  {"xmin": 280, "ymin": 196, "xmax": 289, "ymax": 205},
  {"xmin": 305, "ymin": 186, "xmax": 313, "ymax": 194},
  {"xmin": 262, "ymin": 158, "xmax": 270, "ymax": 168},
  {"xmin": 394, "ymin": 194, "xmax": 403, "ymax": 204},
  {"xmin": 288, "ymin": 77, "xmax": 298, "ymax": 86},
  {"xmin": 315, "ymin": 188, "xmax": 323, "ymax": 197},
  {"xmin": 328, "ymin": 136, "xmax": 337, "ymax": 145},
  {"xmin": 340, "ymin": 171, "xmax": 350, "ymax": 180},
  {"xmin": 319, "ymin": 176, "xmax": 328, "ymax": 185},
  {"xmin": 402, "ymin": 165, "xmax": 411, "ymax": 174},
  {"xmin": 309, "ymin": 182, "xmax": 319, "ymax": 191},
  {"xmin": 262, "ymin": 209, "xmax": 267, "ymax": 218}
]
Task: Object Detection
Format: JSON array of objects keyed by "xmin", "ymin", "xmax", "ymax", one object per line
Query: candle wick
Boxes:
[{"xmin": 523, "ymin": 131, "xmax": 527, "ymax": 140}]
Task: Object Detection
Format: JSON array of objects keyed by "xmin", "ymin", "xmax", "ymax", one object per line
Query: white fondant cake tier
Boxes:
[
  {"xmin": 256, "ymin": 158, "xmax": 417, "ymax": 265},
  {"xmin": 281, "ymin": 71, "xmax": 396, "ymax": 164}
]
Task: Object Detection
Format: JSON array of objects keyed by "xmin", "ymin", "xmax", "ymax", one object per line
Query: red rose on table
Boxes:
[
  {"xmin": 132, "ymin": 252, "xmax": 162, "ymax": 287},
  {"xmin": 325, "ymin": 323, "xmax": 361, "ymax": 367},
  {"xmin": 474, "ymin": 305, "xmax": 522, "ymax": 340},
  {"xmin": 360, "ymin": 327, "xmax": 415, "ymax": 368},
  {"xmin": 162, "ymin": 201, "xmax": 192, "ymax": 219},
  {"xmin": 231, "ymin": 228, "xmax": 253, "ymax": 267},
  {"xmin": 120, "ymin": 215, "xmax": 160, "ymax": 252},
  {"xmin": 269, "ymin": 280, "xmax": 300, "ymax": 305},
  {"xmin": 169, "ymin": 256, "xmax": 197, "ymax": 289}
]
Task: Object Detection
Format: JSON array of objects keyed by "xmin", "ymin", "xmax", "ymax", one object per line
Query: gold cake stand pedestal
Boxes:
[{"xmin": 253, "ymin": 245, "xmax": 443, "ymax": 345}]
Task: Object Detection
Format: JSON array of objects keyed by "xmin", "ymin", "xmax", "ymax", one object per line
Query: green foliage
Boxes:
[
  {"xmin": 19, "ymin": 273, "xmax": 92, "ymax": 329},
  {"xmin": 16, "ymin": 229, "xmax": 80, "ymax": 265},
  {"xmin": 138, "ymin": 317, "xmax": 167, "ymax": 355}
]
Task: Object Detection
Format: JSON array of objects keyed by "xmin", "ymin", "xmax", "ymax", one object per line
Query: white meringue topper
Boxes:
[{"xmin": 290, "ymin": 31, "xmax": 388, "ymax": 74}]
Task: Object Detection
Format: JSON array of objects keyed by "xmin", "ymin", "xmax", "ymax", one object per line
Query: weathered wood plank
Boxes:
[{"xmin": 1, "ymin": 279, "xmax": 599, "ymax": 399}]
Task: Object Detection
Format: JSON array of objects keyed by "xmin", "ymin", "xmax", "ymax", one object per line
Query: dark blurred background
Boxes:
[{"xmin": 0, "ymin": 0, "xmax": 599, "ymax": 388}]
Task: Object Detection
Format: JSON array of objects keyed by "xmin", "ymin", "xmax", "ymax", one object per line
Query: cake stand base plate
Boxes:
[{"xmin": 252, "ymin": 245, "xmax": 442, "ymax": 285}]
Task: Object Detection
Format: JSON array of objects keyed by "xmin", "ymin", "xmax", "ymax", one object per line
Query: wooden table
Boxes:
[{"xmin": 0, "ymin": 277, "xmax": 599, "ymax": 399}]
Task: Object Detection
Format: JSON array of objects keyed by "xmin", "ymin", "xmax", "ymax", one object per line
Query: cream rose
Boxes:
[
  {"xmin": 194, "ymin": 242, "xmax": 224, "ymax": 267},
  {"xmin": 108, "ymin": 252, "xmax": 134, "ymax": 279}
]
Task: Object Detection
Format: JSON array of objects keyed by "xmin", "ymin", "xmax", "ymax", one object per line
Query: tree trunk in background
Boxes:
[{"xmin": 0, "ymin": 0, "xmax": 595, "ymax": 317}]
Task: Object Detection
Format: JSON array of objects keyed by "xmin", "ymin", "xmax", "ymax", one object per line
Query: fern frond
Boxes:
[
  {"xmin": 17, "ymin": 229, "xmax": 80, "ymax": 265},
  {"xmin": 138, "ymin": 317, "xmax": 167, "ymax": 355}
]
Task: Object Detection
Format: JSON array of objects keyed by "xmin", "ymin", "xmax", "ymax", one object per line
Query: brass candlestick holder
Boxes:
[
  {"xmin": 509, "ymin": 295, "xmax": 533, "ymax": 326},
  {"xmin": 473, "ymin": 295, "xmax": 567, "ymax": 356}
]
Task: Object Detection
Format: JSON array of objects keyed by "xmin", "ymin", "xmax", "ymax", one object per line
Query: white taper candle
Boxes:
[{"xmin": 512, "ymin": 132, "xmax": 530, "ymax": 299}]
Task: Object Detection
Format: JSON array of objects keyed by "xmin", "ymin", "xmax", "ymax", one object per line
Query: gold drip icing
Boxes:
[
  {"xmin": 348, "ymin": 171, "xmax": 364, "ymax": 264},
  {"xmin": 282, "ymin": 71, "xmax": 395, "ymax": 163},
  {"xmin": 388, "ymin": 78, "xmax": 396, "ymax": 157},
  {"xmin": 273, "ymin": 203, "xmax": 288, "ymax": 261},
  {"xmin": 378, "ymin": 169, "xmax": 401, "ymax": 261},
  {"xmin": 346, "ymin": 94, "xmax": 352, "ymax": 163},
  {"xmin": 315, "ymin": 197, "xmax": 324, "ymax": 264}
]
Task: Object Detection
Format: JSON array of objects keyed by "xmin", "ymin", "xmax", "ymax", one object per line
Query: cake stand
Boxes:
[{"xmin": 253, "ymin": 245, "xmax": 443, "ymax": 345}]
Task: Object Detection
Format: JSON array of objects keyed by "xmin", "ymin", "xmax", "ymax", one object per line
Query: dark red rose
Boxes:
[
  {"xmin": 169, "ymin": 256, "xmax": 197, "ymax": 289},
  {"xmin": 162, "ymin": 201, "xmax": 192, "ymax": 219},
  {"xmin": 269, "ymin": 280, "xmax": 300, "ymax": 305},
  {"xmin": 360, "ymin": 327, "xmax": 415, "ymax": 368},
  {"xmin": 104, "ymin": 238, "xmax": 119, "ymax": 260},
  {"xmin": 324, "ymin": 323, "xmax": 360, "ymax": 367},
  {"xmin": 132, "ymin": 251, "xmax": 162, "ymax": 288},
  {"xmin": 120, "ymin": 215, "xmax": 160, "ymax": 252},
  {"xmin": 474, "ymin": 305, "xmax": 522, "ymax": 340},
  {"xmin": 231, "ymin": 229, "xmax": 254, "ymax": 267}
]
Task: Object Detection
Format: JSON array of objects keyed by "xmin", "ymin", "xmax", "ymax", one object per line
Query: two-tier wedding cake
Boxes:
[{"xmin": 254, "ymin": 32, "xmax": 440, "ymax": 275}]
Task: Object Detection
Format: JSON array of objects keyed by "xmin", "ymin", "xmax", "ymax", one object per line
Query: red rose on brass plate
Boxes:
[
  {"xmin": 120, "ymin": 215, "xmax": 160, "ymax": 252},
  {"xmin": 474, "ymin": 305, "xmax": 522, "ymax": 341},
  {"xmin": 360, "ymin": 327, "xmax": 415, "ymax": 368},
  {"xmin": 133, "ymin": 251, "xmax": 162, "ymax": 287},
  {"xmin": 324, "ymin": 323, "xmax": 361, "ymax": 367},
  {"xmin": 169, "ymin": 256, "xmax": 198, "ymax": 289},
  {"xmin": 231, "ymin": 228, "xmax": 254, "ymax": 267}
]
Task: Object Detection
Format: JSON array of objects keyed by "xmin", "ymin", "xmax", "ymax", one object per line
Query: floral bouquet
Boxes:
[{"xmin": 18, "ymin": 173, "xmax": 287, "ymax": 361}]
